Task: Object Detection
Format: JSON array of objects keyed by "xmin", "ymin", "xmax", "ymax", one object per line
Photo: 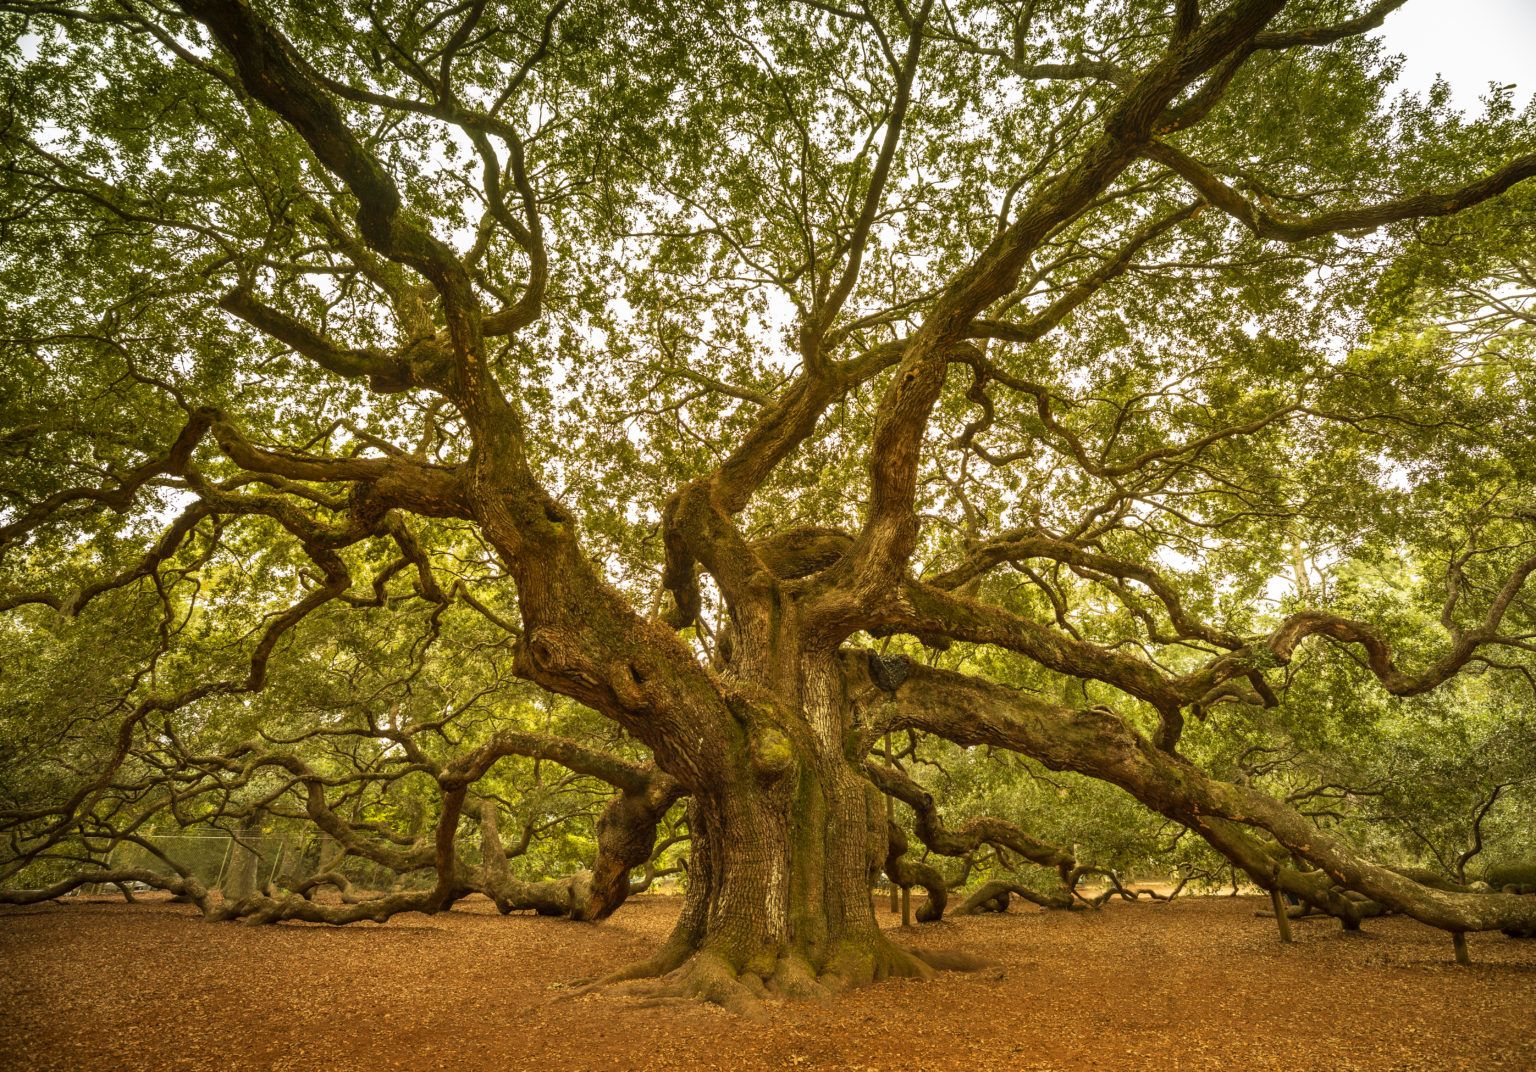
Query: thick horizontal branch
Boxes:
[
  {"xmin": 928, "ymin": 531, "xmax": 1244, "ymax": 649},
  {"xmin": 218, "ymin": 288, "xmax": 445, "ymax": 393},
  {"xmin": 1252, "ymin": 0, "xmax": 1408, "ymax": 50},
  {"xmin": 881, "ymin": 819, "xmax": 949, "ymax": 921},
  {"xmin": 441, "ymin": 730, "xmax": 665, "ymax": 794},
  {"xmin": 1147, "ymin": 138, "xmax": 1536, "ymax": 243},
  {"xmin": 879, "ymin": 580, "xmax": 1183, "ymax": 711}
]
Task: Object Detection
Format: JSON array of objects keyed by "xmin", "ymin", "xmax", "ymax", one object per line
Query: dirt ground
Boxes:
[{"xmin": 2, "ymin": 891, "xmax": 1533, "ymax": 1072}]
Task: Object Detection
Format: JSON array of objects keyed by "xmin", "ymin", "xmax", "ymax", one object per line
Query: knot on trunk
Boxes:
[
  {"xmin": 869, "ymin": 652, "xmax": 909, "ymax": 692},
  {"xmin": 751, "ymin": 725, "xmax": 795, "ymax": 777}
]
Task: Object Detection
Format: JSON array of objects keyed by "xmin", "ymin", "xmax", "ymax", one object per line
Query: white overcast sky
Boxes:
[{"xmin": 1373, "ymin": 0, "xmax": 1536, "ymax": 112}]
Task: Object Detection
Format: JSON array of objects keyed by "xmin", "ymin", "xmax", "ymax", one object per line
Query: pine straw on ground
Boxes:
[{"xmin": 2, "ymin": 891, "xmax": 1532, "ymax": 1072}]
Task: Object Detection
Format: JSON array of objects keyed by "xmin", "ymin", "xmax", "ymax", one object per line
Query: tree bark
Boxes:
[{"xmin": 604, "ymin": 649, "xmax": 938, "ymax": 1009}]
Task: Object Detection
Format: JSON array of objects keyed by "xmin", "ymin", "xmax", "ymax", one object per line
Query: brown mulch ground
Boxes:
[{"xmin": 2, "ymin": 892, "xmax": 1533, "ymax": 1072}]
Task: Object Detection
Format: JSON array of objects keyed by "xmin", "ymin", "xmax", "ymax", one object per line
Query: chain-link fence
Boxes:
[
  {"xmin": 90, "ymin": 830, "xmax": 443, "ymax": 897},
  {"xmin": 110, "ymin": 833, "xmax": 299, "ymax": 890}
]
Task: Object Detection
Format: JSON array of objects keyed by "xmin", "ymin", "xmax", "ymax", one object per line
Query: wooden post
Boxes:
[
  {"xmin": 1452, "ymin": 931, "xmax": 1471, "ymax": 966},
  {"xmin": 1270, "ymin": 887, "xmax": 1293, "ymax": 943},
  {"xmin": 212, "ymin": 836, "xmax": 234, "ymax": 891},
  {"xmin": 265, "ymin": 836, "xmax": 290, "ymax": 889},
  {"xmin": 885, "ymin": 732, "xmax": 898, "ymax": 913},
  {"xmin": 901, "ymin": 885, "xmax": 911, "ymax": 928}
]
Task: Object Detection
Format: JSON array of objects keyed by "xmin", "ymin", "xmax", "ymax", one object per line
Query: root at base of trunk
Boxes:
[{"xmin": 562, "ymin": 938, "xmax": 995, "ymax": 1020}]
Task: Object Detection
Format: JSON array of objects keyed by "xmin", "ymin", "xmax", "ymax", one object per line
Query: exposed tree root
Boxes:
[
  {"xmin": 907, "ymin": 946, "xmax": 998, "ymax": 972},
  {"xmin": 560, "ymin": 935, "xmax": 993, "ymax": 1019},
  {"xmin": 565, "ymin": 950, "xmax": 774, "ymax": 1021},
  {"xmin": 664, "ymin": 951, "xmax": 773, "ymax": 1020},
  {"xmin": 575, "ymin": 936, "xmax": 697, "ymax": 989}
]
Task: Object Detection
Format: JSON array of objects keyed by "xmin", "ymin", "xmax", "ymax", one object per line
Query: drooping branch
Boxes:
[
  {"xmin": 863, "ymin": 760, "xmax": 1076, "ymax": 879},
  {"xmin": 583, "ymin": 771, "xmax": 688, "ymax": 920},
  {"xmin": 859, "ymin": 657, "xmax": 1536, "ymax": 936},
  {"xmin": 951, "ymin": 878, "xmax": 1077, "ymax": 914},
  {"xmin": 472, "ymin": 797, "xmax": 597, "ymax": 916},
  {"xmin": 439, "ymin": 729, "xmax": 687, "ymax": 919},
  {"xmin": 881, "ymin": 819, "xmax": 948, "ymax": 922},
  {"xmin": 864, "ymin": 760, "xmax": 1076, "ymax": 919}
]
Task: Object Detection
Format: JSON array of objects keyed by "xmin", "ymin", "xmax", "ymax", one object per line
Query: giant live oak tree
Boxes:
[{"xmin": 4, "ymin": 0, "xmax": 1536, "ymax": 1012}]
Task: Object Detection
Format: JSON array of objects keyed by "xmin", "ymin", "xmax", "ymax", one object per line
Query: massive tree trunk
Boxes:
[{"xmin": 623, "ymin": 650, "xmax": 934, "ymax": 1011}]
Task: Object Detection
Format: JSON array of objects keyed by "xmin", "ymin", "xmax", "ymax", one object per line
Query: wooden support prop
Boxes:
[
  {"xmin": 1270, "ymin": 887, "xmax": 1293, "ymax": 943},
  {"xmin": 901, "ymin": 885, "xmax": 911, "ymax": 928},
  {"xmin": 1452, "ymin": 931, "xmax": 1471, "ymax": 966},
  {"xmin": 885, "ymin": 732, "xmax": 898, "ymax": 914}
]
